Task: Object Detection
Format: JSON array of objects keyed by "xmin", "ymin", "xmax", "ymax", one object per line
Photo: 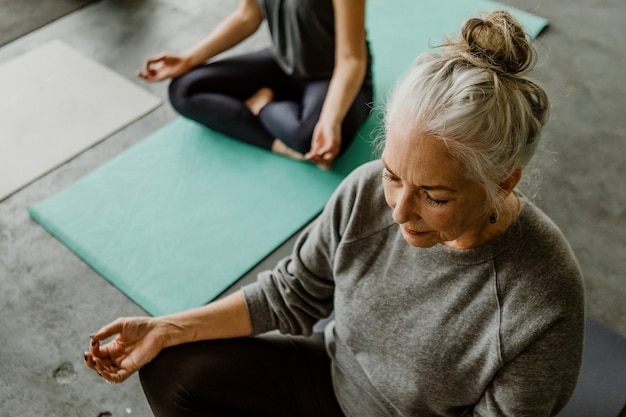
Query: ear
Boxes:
[{"xmin": 498, "ymin": 167, "xmax": 522, "ymax": 196}]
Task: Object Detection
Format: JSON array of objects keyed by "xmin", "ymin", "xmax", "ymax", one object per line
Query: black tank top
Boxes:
[{"xmin": 259, "ymin": 0, "xmax": 372, "ymax": 85}]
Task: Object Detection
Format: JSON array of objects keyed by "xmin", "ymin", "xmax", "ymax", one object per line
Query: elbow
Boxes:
[
  {"xmin": 235, "ymin": 4, "xmax": 264, "ymax": 35},
  {"xmin": 336, "ymin": 41, "xmax": 367, "ymax": 74},
  {"xmin": 336, "ymin": 53, "xmax": 367, "ymax": 84}
]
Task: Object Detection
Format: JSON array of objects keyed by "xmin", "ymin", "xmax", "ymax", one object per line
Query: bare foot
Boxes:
[
  {"xmin": 271, "ymin": 139, "xmax": 305, "ymax": 160},
  {"xmin": 315, "ymin": 160, "xmax": 333, "ymax": 171},
  {"xmin": 304, "ymin": 152, "xmax": 333, "ymax": 171},
  {"xmin": 245, "ymin": 87, "xmax": 274, "ymax": 116}
]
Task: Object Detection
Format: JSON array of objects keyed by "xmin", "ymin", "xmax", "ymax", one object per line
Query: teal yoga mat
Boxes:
[
  {"xmin": 30, "ymin": 118, "xmax": 375, "ymax": 316},
  {"xmin": 367, "ymin": 0, "xmax": 548, "ymax": 98},
  {"xmin": 30, "ymin": 0, "xmax": 548, "ymax": 316}
]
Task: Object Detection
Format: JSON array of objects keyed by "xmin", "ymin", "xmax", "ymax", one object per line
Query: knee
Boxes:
[
  {"xmin": 138, "ymin": 355, "xmax": 162, "ymax": 391},
  {"xmin": 139, "ymin": 354, "xmax": 176, "ymax": 409},
  {"xmin": 139, "ymin": 340, "xmax": 249, "ymax": 414},
  {"xmin": 140, "ymin": 350, "xmax": 201, "ymax": 415},
  {"xmin": 168, "ymin": 77, "xmax": 188, "ymax": 114}
]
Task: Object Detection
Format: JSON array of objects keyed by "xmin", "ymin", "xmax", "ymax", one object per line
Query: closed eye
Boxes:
[
  {"xmin": 382, "ymin": 169, "xmax": 399, "ymax": 182},
  {"xmin": 425, "ymin": 194, "xmax": 448, "ymax": 206}
]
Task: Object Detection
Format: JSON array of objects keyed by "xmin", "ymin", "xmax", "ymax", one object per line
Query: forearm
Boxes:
[
  {"xmin": 158, "ymin": 290, "xmax": 253, "ymax": 348},
  {"xmin": 183, "ymin": 0, "xmax": 263, "ymax": 67},
  {"xmin": 319, "ymin": 56, "xmax": 367, "ymax": 125},
  {"xmin": 320, "ymin": 0, "xmax": 367, "ymax": 126}
]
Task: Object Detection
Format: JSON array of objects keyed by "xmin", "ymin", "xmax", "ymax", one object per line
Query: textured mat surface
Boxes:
[
  {"xmin": 0, "ymin": 40, "xmax": 161, "ymax": 201},
  {"xmin": 0, "ymin": 0, "xmax": 97, "ymax": 46},
  {"xmin": 30, "ymin": 118, "xmax": 371, "ymax": 315},
  {"xmin": 367, "ymin": 0, "xmax": 548, "ymax": 97},
  {"xmin": 29, "ymin": 1, "xmax": 547, "ymax": 316}
]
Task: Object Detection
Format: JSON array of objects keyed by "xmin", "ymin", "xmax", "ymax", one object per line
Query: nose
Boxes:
[{"xmin": 391, "ymin": 187, "xmax": 420, "ymax": 224}]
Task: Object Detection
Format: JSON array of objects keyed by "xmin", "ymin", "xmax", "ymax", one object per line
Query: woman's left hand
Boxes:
[
  {"xmin": 84, "ymin": 317, "xmax": 165, "ymax": 383},
  {"xmin": 306, "ymin": 121, "xmax": 342, "ymax": 170}
]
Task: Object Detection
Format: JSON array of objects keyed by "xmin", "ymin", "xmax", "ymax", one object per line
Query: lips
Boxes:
[{"xmin": 404, "ymin": 226, "xmax": 429, "ymax": 236}]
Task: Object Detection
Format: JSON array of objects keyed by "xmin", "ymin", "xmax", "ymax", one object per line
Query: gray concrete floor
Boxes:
[{"xmin": 0, "ymin": 0, "xmax": 624, "ymax": 415}]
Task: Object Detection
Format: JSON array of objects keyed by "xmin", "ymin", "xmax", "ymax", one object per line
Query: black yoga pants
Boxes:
[
  {"xmin": 139, "ymin": 332, "xmax": 346, "ymax": 417},
  {"xmin": 168, "ymin": 48, "xmax": 373, "ymax": 155}
]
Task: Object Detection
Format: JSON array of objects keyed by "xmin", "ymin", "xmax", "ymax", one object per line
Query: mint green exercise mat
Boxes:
[
  {"xmin": 29, "ymin": 1, "xmax": 547, "ymax": 316},
  {"xmin": 367, "ymin": 0, "xmax": 548, "ymax": 97},
  {"xmin": 30, "ymin": 118, "xmax": 375, "ymax": 316}
]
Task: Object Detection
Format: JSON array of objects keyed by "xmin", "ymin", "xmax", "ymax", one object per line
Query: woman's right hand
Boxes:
[
  {"xmin": 136, "ymin": 53, "xmax": 191, "ymax": 82},
  {"xmin": 84, "ymin": 317, "xmax": 168, "ymax": 383}
]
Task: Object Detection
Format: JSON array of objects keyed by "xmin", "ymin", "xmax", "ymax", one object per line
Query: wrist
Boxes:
[
  {"xmin": 154, "ymin": 318, "xmax": 195, "ymax": 349},
  {"xmin": 318, "ymin": 111, "xmax": 342, "ymax": 127},
  {"xmin": 180, "ymin": 52, "xmax": 198, "ymax": 70}
]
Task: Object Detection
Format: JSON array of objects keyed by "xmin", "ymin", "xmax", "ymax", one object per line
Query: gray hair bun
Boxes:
[{"xmin": 443, "ymin": 10, "xmax": 535, "ymax": 76}]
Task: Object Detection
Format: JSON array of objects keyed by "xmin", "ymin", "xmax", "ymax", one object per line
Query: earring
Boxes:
[{"xmin": 489, "ymin": 213, "xmax": 498, "ymax": 224}]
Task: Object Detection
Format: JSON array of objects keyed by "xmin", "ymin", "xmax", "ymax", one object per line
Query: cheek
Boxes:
[{"xmin": 422, "ymin": 208, "xmax": 461, "ymax": 233}]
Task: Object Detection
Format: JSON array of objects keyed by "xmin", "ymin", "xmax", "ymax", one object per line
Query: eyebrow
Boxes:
[{"xmin": 381, "ymin": 158, "xmax": 457, "ymax": 193}]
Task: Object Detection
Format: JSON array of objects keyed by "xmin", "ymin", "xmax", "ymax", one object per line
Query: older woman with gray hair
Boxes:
[{"xmin": 86, "ymin": 10, "xmax": 584, "ymax": 416}]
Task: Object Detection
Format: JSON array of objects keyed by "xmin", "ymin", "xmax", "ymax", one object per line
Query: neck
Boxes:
[{"xmin": 444, "ymin": 193, "xmax": 520, "ymax": 250}]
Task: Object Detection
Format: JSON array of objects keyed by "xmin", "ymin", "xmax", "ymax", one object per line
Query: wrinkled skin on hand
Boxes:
[{"xmin": 84, "ymin": 317, "xmax": 165, "ymax": 383}]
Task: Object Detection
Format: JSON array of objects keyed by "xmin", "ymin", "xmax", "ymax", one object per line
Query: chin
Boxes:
[{"xmin": 401, "ymin": 230, "xmax": 439, "ymax": 248}]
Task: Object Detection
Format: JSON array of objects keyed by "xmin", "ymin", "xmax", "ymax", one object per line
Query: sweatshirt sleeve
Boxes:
[
  {"xmin": 242, "ymin": 161, "xmax": 375, "ymax": 336},
  {"xmin": 471, "ymin": 314, "xmax": 584, "ymax": 416},
  {"xmin": 473, "ymin": 209, "xmax": 586, "ymax": 416},
  {"xmin": 241, "ymin": 219, "xmax": 336, "ymax": 336}
]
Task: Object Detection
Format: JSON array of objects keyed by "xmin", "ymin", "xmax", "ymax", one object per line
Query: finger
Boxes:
[
  {"xmin": 309, "ymin": 147, "xmax": 331, "ymax": 162},
  {"xmin": 305, "ymin": 142, "xmax": 325, "ymax": 160},
  {"xmin": 100, "ymin": 366, "xmax": 132, "ymax": 384},
  {"xmin": 89, "ymin": 337, "xmax": 100, "ymax": 358},
  {"xmin": 84, "ymin": 353, "xmax": 109, "ymax": 380},
  {"xmin": 305, "ymin": 153, "xmax": 323, "ymax": 164},
  {"xmin": 83, "ymin": 352, "xmax": 97, "ymax": 371},
  {"xmin": 93, "ymin": 357, "xmax": 117, "ymax": 373},
  {"xmin": 97, "ymin": 367, "xmax": 120, "ymax": 383},
  {"xmin": 145, "ymin": 54, "xmax": 166, "ymax": 70},
  {"xmin": 317, "ymin": 139, "xmax": 338, "ymax": 155},
  {"xmin": 91, "ymin": 318, "xmax": 125, "ymax": 342},
  {"xmin": 92, "ymin": 354, "xmax": 134, "ymax": 383},
  {"xmin": 321, "ymin": 151, "xmax": 337, "ymax": 161},
  {"xmin": 89, "ymin": 349, "xmax": 117, "ymax": 369},
  {"xmin": 136, "ymin": 72, "xmax": 156, "ymax": 82},
  {"xmin": 103, "ymin": 357, "xmax": 133, "ymax": 380},
  {"xmin": 91, "ymin": 354, "xmax": 117, "ymax": 376},
  {"xmin": 307, "ymin": 149, "xmax": 335, "ymax": 162}
]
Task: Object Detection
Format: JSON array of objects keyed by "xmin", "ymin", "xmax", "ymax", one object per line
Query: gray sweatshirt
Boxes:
[{"xmin": 243, "ymin": 160, "xmax": 585, "ymax": 416}]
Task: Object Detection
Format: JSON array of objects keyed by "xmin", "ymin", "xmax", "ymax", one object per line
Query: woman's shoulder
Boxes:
[
  {"xmin": 516, "ymin": 197, "xmax": 581, "ymax": 268},
  {"xmin": 325, "ymin": 160, "xmax": 395, "ymax": 240},
  {"xmin": 332, "ymin": 160, "xmax": 384, "ymax": 208},
  {"xmin": 341, "ymin": 159, "xmax": 383, "ymax": 187},
  {"xmin": 497, "ymin": 196, "xmax": 585, "ymax": 314}
]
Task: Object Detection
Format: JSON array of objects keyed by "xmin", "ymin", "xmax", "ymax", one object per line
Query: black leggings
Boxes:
[
  {"xmin": 139, "ymin": 333, "xmax": 346, "ymax": 417},
  {"xmin": 168, "ymin": 48, "xmax": 373, "ymax": 154}
]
